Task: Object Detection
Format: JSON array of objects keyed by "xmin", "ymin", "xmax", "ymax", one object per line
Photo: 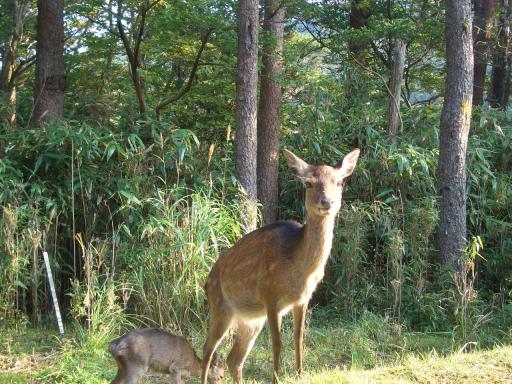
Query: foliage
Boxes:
[{"xmin": 0, "ymin": 0, "xmax": 511, "ymax": 369}]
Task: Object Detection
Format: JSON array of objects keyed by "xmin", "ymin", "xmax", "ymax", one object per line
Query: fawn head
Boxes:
[
  {"xmin": 207, "ymin": 353, "xmax": 224, "ymax": 384},
  {"xmin": 284, "ymin": 148, "xmax": 360, "ymax": 218}
]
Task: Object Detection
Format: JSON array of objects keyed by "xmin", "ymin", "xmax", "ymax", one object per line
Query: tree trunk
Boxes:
[
  {"xmin": 437, "ymin": 0, "xmax": 473, "ymax": 269},
  {"xmin": 235, "ymin": 0, "xmax": 259, "ymax": 232},
  {"xmin": 349, "ymin": 0, "xmax": 370, "ymax": 56},
  {"xmin": 489, "ymin": 0, "xmax": 510, "ymax": 109},
  {"xmin": 33, "ymin": 0, "xmax": 65, "ymax": 127},
  {"xmin": 346, "ymin": 0, "xmax": 371, "ymax": 98},
  {"xmin": 257, "ymin": 0, "xmax": 284, "ymax": 225},
  {"xmin": 1, "ymin": 0, "xmax": 30, "ymax": 128},
  {"xmin": 131, "ymin": 67, "xmax": 146, "ymax": 115},
  {"xmin": 388, "ymin": 39, "xmax": 406, "ymax": 136},
  {"xmin": 472, "ymin": 0, "xmax": 496, "ymax": 106}
]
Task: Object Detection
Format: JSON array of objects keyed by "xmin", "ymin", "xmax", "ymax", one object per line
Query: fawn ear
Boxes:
[
  {"xmin": 283, "ymin": 149, "xmax": 311, "ymax": 178},
  {"xmin": 334, "ymin": 149, "xmax": 360, "ymax": 178}
]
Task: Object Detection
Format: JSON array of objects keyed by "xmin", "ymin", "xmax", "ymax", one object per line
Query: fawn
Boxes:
[
  {"xmin": 109, "ymin": 328, "xmax": 224, "ymax": 384},
  {"xmin": 201, "ymin": 148, "xmax": 360, "ymax": 383}
]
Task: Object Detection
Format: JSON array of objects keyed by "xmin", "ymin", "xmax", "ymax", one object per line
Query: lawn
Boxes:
[{"xmin": 1, "ymin": 317, "xmax": 511, "ymax": 384}]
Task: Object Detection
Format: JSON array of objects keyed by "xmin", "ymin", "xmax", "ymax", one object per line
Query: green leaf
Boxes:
[{"xmin": 119, "ymin": 190, "xmax": 141, "ymax": 205}]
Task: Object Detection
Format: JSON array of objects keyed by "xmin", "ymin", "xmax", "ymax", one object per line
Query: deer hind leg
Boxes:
[
  {"xmin": 293, "ymin": 303, "xmax": 308, "ymax": 374},
  {"xmin": 201, "ymin": 306, "xmax": 234, "ymax": 384},
  {"xmin": 227, "ymin": 319, "xmax": 265, "ymax": 383},
  {"xmin": 267, "ymin": 306, "xmax": 283, "ymax": 384}
]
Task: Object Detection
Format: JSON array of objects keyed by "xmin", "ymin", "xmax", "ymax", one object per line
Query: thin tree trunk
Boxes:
[
  {"xmin": 1, "ymin": 0, "xmax": 30, "ymax": 128},
  {"xmin": 257, "ymin": 0, "xmax": 284, "ymax": 225},
  {"xmin": 33, "ymin": 0, "xmax": 65, "ymax": 127},
  {"xmin": 131, "ymin": 69, "xmax": 146, "ymax": 115},
  {"xmin": 116, "ymin": 1, "xmax": 160, "ymax": 116},
  {"xmin": 472, "ymin": 0, "xmax": 496, "ymax": 106},
  {"xmin": 489, "ymin": 0, "xmax": 510, "ymax": 109},
  {"xmin": 388, "ymin": 39, "xmax": 406, "ymax": 136},
  {"xmin": 437, "ymin": 0, "xmax": 473, "ymax": 269},
  {"xmin": 235, "ymin": 0, "xmax": 259, "ymax": 232}
]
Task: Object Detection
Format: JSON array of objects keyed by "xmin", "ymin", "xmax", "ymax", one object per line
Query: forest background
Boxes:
[{"xmin": 0, "ymin": 0, "xmax": 511, "ymax": 382}]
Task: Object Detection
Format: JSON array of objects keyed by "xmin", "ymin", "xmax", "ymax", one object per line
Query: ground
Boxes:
[{"xmin": 1, "ymin": 322, "xmax": 511, "ymax": 383}]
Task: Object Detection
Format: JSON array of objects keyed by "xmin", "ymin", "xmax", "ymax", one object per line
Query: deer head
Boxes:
[{"xmin": 283, "ymin": 148, "xmax": 360, "ymax": 218}]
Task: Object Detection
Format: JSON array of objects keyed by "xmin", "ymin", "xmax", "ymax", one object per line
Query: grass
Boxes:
[
  {"xmin": 1, "ymin": 316, "xmax": 511, "ymax": 384},
  {"xmin": 284, "ymin": 346, "xmax": 512, "ymax": 384}
]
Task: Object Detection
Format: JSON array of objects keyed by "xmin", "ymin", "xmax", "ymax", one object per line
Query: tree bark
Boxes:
[
  {"xmin": 437, "ymin": 0, "xmax": 473, "ymax": 269},
  {"xmin": 388, "ymin": 39, "xmax": 406, "ymax": 136},
  {"xmin": 489, "ymin": 0, "xmax": 510, "ymax": 109},
  {"xmin": 235, "ymin": 0, "xmax": 259, "ymax": 232},
  {"xmin": 257, "ymin": 0, "xmax": 284, "ymax": 225},
  {"xmin": 472, "ymin": 0, "xmax": 496, "ymax": 106},
  {"xmin": 33, "ymin": 0, "xmax": 65, "ymax": 127}
]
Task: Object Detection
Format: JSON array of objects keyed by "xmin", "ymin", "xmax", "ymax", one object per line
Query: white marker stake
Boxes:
[{"xmin": 43, "ymin": 251, "xmax": 64, "ymax": 335}]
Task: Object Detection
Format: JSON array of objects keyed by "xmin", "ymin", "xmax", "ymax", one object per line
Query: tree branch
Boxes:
[
  {"xmin": 412, "ymin": 93, "xmax": 440, "ymax": 105},
  {"xmin": 370, "ymin": 40, "xmax": 390, "ymax": 68},
  {"xmin": 155, "ymin": 28, "xmax": 213, "ymax": 120},
  {"xmin": 299, "ymin": 20, "xmax": 327, "ymax": 49},
  {"xmin": 10, "ymin": 55, "xmax": 36, "ymax": 86}
]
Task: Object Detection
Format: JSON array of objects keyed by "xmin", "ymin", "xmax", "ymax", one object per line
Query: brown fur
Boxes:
[
  {"xmin": 201, "ymin": 149, "xmax": 360, "ymax": 383},
  {"xmin": 109, "ymin": 328, "xmax": 224, "ymax": 384}
]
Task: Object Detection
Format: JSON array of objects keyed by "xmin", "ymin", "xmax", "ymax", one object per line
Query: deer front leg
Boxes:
[
  {"xmin": 267, "ymin": 306, "xmax": 282, "ymax": 384},
  {"xmin": 293, "ymin": 303, "xmax": 308, "ymax": 374},
  {"xmin": 171, "ymin": 371, "xmax": 185, "ymax": 384},
  {"xmin": 123, "ymin": 365, "xmax": 145, "ymax": 384}
]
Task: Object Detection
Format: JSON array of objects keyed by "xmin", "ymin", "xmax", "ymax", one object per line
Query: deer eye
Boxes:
[{"xmin": 304, "ymin": 181, "xmax": 313, "ymax": 188}]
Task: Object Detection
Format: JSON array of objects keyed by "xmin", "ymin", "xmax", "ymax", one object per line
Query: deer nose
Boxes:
[{"xmin": 320, "ymin": 198, "xmax": 333, "ymax": 209}]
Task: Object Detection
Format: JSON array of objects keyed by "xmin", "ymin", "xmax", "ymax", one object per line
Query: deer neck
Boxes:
[{"xmin": 298, "ymin": 212, "xmax": 336, "ymax": 275}]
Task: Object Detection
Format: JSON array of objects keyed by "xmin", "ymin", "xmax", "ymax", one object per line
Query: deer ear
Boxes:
[
  {"xmin": 283, "ymin": 149, "xmax": 310, "ymax": 178},
  {"xmin": 334, "ymin": 149, "xmax": 360, "ymax": 178}
]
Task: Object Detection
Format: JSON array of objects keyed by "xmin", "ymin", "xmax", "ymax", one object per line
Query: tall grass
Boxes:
[{"xmin": 125, "ymin": 189, "xmax": 243, "ymax": 332}]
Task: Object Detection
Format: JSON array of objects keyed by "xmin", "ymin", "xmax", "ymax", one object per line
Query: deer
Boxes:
[
  {"xmin": 109, "ymin": 328, "xmax": 224, "ymax": 384},
  {"xmin": 200, "ymin": 148, "xmax": 360, "ymax": 384}
]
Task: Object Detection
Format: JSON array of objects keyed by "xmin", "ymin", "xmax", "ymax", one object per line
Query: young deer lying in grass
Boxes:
[
  {"xmin": 201, "ymin": 149, "xmax": 360, "ymax": 384},
  {"xmin": 109, "ymin": 328, "xmax": 224, "ymax": 384}
]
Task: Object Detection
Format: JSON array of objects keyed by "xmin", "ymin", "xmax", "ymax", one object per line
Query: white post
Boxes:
[{"xmin": 43, "ymin": 251, "xmax": 64, "ymax": 335}]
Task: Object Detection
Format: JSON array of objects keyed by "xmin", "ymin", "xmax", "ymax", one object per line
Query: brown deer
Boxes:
[
  {"xmin": 200, "ymin": 148, "xmax": 360, "ymax": 384},
  {"xmin": 109, "ymin": 328, "xmax": 224, "ymax": 384}
]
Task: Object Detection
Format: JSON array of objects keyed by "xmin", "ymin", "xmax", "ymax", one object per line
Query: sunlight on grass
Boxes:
[{"xmin": 283, "ymin": 345, "xmax": 512, "ymax": 384}]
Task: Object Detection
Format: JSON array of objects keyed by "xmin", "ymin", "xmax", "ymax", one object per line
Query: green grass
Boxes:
[
  {"xmin": 283, "ymin": 345, "xmax": 512, "ymax": 384},
  {"xmin": 1, "ymin": 319, "xmax": 511, "ymax": 384}
]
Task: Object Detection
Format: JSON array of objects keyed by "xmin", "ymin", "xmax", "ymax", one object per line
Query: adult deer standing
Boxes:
[{"xmin": 201, "ymin": 148, "xmax": 360, "ymax": 384}]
